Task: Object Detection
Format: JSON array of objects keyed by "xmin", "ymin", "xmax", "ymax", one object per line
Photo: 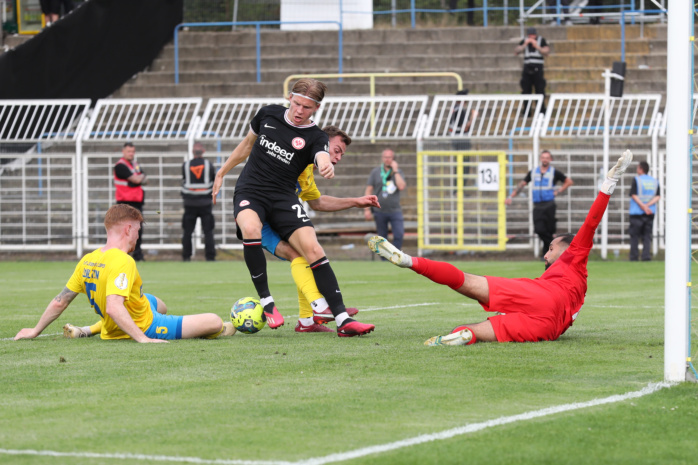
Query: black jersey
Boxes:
[{"xmin": 235, "ymin": 105, "xmax": 329, "ymax": 195}]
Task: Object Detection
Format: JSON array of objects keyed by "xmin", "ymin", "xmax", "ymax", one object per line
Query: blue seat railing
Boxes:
[{"xmin": 174, "ymin": 21, "xmax": 344, "ymax": 85}]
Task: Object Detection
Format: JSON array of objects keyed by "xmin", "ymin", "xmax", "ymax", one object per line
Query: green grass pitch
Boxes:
[{"xmin": 1, "ymin": 258, "xmax": 696, "ymax": 464}]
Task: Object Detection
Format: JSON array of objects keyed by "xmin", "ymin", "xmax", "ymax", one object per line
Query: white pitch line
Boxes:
[
  {"xmin": 294, "ymin": 382, "xmax": 673, "ymax": 465},
  {"xmin": 0, "ymin": 382, "xmax": 672, "ymax": 465},
  {"xmin": 1, "ymin": 332, "xmax": 61, "ymax": 342},
  {"xmin": 354, "ymin": 302, "xmax": 438, "ymax": 312},
  {"xmin": 0, "ymin": 449, "xmax": 290, "ymax": 465},
  {"xmin": 281, "ymin": 302, "xmax": 437, "ymax": 319}
]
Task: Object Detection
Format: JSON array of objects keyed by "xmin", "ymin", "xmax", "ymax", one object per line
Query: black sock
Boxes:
[
  {"xmin": 243, "ymin": 239, "xmax": 270, "ymax": 299},
  {"xmin": 309, "ymin": 257, "xmax": 348, "ymax": 319}
]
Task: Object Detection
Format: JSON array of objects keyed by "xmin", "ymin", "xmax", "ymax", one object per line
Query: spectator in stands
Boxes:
[
  {"xmin": 449, "ymin": 89, "xmax": 478, "ymax": 152},
  {"xmin": 545, "ymin": 0, "xmax": 571, "ymax": 24},
  {"xmin": 113, "ymin": 142, "xmax": 146, "ymax": 261},
  {"xmin": 505, "ymin": 150, "xmax": 573, "ymax": 258},
  {"xmin": 515, "ymin": 27, "xmax": 550, "ymax": 114},
  {"xmin": 448, "ymin": 0, "xmax": 476, "ymax": 25},
  {"xmin": 181, "ymin": 142, "xmax": 216, "ymax": 262},
  {"xmin": 364, "ymin": 148, "xmax": 406, "ymax": 252},
  {"xmin": 449, "ymin": 89, "xmax": 478, "ymax": 185},
  {"xmin": 628, "ymin": 161, "xmax": 660, "ymax": 262},
  {"xmin": 587, "ymin": 0, "xmax": 603, "ymax": 24}
]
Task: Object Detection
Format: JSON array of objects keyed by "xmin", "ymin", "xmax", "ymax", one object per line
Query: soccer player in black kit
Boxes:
[{"xmin": 212, "ymin": 78, "xmax": 375, "ymax": 337}]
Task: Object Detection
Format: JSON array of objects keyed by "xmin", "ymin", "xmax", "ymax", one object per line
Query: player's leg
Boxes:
[
  {"xmin": 262, "ymin": 224, "xmax": 330, "ymax": 331},
  {"xmin": 145, "ymin": 312, "xmax": 233, "ymax": 340},
  {"xmin": 273, "ymin": 240, "xmax": 332, "ymax": 333},
  {"xmin": 63, "ymin": 322, "xmax": 99, "ymax": 338},
  {"xmin": 181, "ymin": 313, "xmax": 232, "ymax": 339},
  {"xmin": 181, "ymin": 205, "xmax": 197, "ymax": 261},
  {"xmin": 236, "ymin": 208, "xmax": 283, "ymax": 328},
  {"xmin": 424, "ymin": 320, "xmax": 496, "ymax": 346},
  {"xmin": 274, "ymin": 239, "xmax": 357, "ymax": 329},
  {"xmin": 288, "ymin": 226, "xmax": 374, "ymax": 337},
  {"xmin": 367, "ymin": 236, "xmax": 490, "ymax": 303},
  {"xmin": 151, "ymin": 295, "xmax": 167, "ymax": 314},
  {"xmin": 143, "ymin": 293, "xmax": 233, "ymax": 339}
]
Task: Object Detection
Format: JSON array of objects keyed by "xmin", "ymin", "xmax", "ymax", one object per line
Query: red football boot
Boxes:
[
  {"xmin": 337, "ymin": 320, "xmax": 375, "ymax": 337},
  {"xmin": 263, "ymin": 306, "xmax": 285, "ymax": 329},
  {"xmin": 313, "ymin": 307, "xmax": 359, "ymax": 325},
  {"xmin": 295, "ymin": 321, "xmax": 335, "ymax": 333}
]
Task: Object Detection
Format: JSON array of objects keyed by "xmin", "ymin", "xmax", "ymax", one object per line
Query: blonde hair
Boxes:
[
  {"xmin": 290, "ymin": 78, "xmax": 327, "ymax": 104},
  {"xmin": 104, "ymin": 204, "xmax": 143, "ymax": 231}
]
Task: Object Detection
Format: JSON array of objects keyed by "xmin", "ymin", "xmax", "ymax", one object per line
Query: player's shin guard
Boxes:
[
  {"xmin": 297, "ymin": 288, "xmax": 313, "ymax": 319},
  {"xmin": 291, "ymin": 257, "xmax": 322, "ymax": 319},
  {"xmin": 411, "ymin": 257, "xmax": 466, "ymax": 290},
  {"xmin": 243, "ymin": 239, "xmax": 270, "ymax": 299},
  {"xmin": 309, "ymin": 257, "xmax": 346, "ymax": 317}
]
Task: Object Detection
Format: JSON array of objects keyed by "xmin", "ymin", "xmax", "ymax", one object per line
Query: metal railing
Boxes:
[
  {"xmin": 282, "ymin": 72, "xmax": 463, "ymax": 98},
  {"xmin": 0, "ymin": 100, "xmax": 90, "ymax": 142},
  {"xmin": 0, "ymin": 93, "xmax": 675, "ymax": 258},
  {"xmin": 173, "ymin": 21, "xmax": 344, "ymax": 84},
  {"xmin": 423, "ymin": 94, "xmax": 544, "ymax": 140},
  {"xmin": 541, "ymin": 93, "xmax": 662, "ymax": 138}
]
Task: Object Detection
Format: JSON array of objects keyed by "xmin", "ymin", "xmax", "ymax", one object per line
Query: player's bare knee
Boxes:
[
  {"xmin": 240, "ymin": 223, "xmax": 261, "ymax": 238},
  {"xmin": 302, "ymin": 242, "xmax": 326, "ymax": 263},
  {"xmin": 207, "ymin": 314, "xmax": 224, "ymax": 333},
  {"xmin": 156, "ymin": 297, "xmax": 167, "ymax": 314}
]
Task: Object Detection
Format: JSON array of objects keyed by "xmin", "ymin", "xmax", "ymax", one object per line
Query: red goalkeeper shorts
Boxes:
[{"xmin": 481, "ymin": 276, "xmax": 566, "ymax": 343}]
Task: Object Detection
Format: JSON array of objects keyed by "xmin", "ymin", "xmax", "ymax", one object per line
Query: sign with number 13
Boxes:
[{"xmin": 478, "ymin": 162, "xmax": 500, "ymax": 191}]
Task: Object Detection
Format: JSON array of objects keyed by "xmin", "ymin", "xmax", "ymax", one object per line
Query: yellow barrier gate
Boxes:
[{"xmin": 417, "ymin": 151, "xmax": 507, "ymax": 252}]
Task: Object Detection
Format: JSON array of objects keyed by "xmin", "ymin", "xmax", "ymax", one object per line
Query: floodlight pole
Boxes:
[{"xmin": 601, "ymin": 69, "xmax": 623, "ymax": 259}]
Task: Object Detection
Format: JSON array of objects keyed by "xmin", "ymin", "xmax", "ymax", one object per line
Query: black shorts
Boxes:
[{"xmin": 233, "ymin": 189, "xmax": 314, "ymax": 241}]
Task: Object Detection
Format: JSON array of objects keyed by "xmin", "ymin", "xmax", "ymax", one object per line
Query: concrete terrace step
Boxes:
[
  {"xmin": 113, "ymin": 78, "xmax": 666, "ymax": 100},
  {"xmin": 155, "ymin": 51, "xmax": 670, "ymax": 75},
  {"xmin": 137, "ymin": 66, "xmax": 667, "ymax": 86},
  {"xmin": 174, "ymin": 24, "xmax": 661, "ymax": 47},
  {"xmin": 159, "ymin": 54, "xmax": 519, "ymax": 74},
  {"xmin": 166, "ymin": 39, "xmax": 663, "ymax": 63},
  {"xmin": 175, "ymin": 26, "xmax": 546, "ymax": 47},
  {"xmin": 114, "ymin": 24, "xmax": 669, "ymax": 100}
]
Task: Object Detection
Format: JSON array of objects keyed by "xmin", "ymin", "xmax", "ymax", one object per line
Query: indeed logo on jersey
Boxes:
[{"xmin": 258, "ymin": 134, "xmax": 295, "ymax": 165}]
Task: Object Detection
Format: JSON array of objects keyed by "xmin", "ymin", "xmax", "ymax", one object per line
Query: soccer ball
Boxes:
[{"xmin": 230, "ymin": 297, "xmax": 266, "ymax": 334}]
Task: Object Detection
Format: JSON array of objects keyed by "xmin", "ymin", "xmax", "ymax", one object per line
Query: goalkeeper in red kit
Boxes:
[{"xmin": 368, "ymin": 150, "xmax": 633, "ymax": 346}]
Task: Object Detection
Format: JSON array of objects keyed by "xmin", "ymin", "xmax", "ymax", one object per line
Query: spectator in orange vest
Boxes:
[
  {"xmin": 113, "ymin": 142, "xmax": 147, "ymax": 261},
  {"xmin": 181, "ymin": 142, "xmax": 216, "ymax": 262}
]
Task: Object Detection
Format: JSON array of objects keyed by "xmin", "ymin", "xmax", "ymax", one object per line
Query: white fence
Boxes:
[
  {"xmin": 418, "ymin": 92, "xmax": 665, "ymax": 256},
  {"xmin": 0, "ymin": 94, "xmax": 673, "ymax": 257}
]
